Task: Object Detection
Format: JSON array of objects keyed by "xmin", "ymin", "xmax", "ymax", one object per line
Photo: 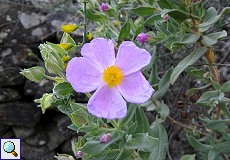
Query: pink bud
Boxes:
[
  {"xmin": 100, "ymin": 133, "xmax": 112, "ymax": 143},
  {"xmin": 76, "ymin": 150, "xmax": 83, "ymax": 157},
  {"xmin": 136, "ymin": 33, "xmax": 149, "ymax": 44},
  {"xmin": 100, "ymin": 3, "xmax": 109, "ymax": 12},
  {"xmin": 192, "ymin": 0, "xmax": 200, "ymax": 3},
  {"xmin": 163, "ymin": 15, "xmax": 169, "ymax": 21}
]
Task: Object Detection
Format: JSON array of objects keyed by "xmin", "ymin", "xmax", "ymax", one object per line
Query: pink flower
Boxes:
[
  {"xmin": 136, "ymin": 33, "xmax": 149, "ymax": 44},
  {"xmin": 66, "ymin": 38, "xmax": 154, "ymax": 119},
  {"xmin": 100, "ymin": 3, "xmax": 109, "ymax": 12},
  {"xmin": 100, "ymin": 133, "xmax": 112, "ymax": 143}
]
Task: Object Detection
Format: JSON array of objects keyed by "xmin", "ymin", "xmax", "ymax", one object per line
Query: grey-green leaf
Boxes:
[
  {"xmin": 53, "ymin": 82, "xmax": 73, "ymax": 98},
  {"xmin": 81, "ymin": 132, "xmax": 120, "ymax": 154},
  {"xmin": 152, "ymin": 67, "xmax": 173, "ymax": 100},
  {"xmin": 132, "ymin": 7, "xmax": 157, "ymax": 17},
  {"xmin": 202, "ymin": 30, "xmax": 227, "ymax": 46},
  {"xmin": 118, "ymin": 22, "xmax": 131, "ymax": 40},
  {"xmin": 180, "ymin": 154, "xmax": 195, "ymax": 160},
  {"xmin": 198, "ymin": 7, "xmax": 230, "ymax": 32},
  {"xmin": 126, "ymin": 133, "xmax": 158, "ymax": 152},
  {"xmin": 170, "ymin": 47, "xmax": 207, "ymax": 84},
  {"xmin": 186, "ymin": 134, "xmax": 210, "ymax": 151},
  {"xmin": 148, "ymin": 121, "xmax": 168, "ymax": 160}
]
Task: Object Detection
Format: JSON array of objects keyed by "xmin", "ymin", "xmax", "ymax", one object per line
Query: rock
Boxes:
[
  {"xmin": 0, "ymin": 45, "xmax": 39, "ymax": 68},
  {"xmin": 24, "ymin": 130, "xmax": 48, "ymax": 147},
  {"xmin": 21, "ymin": 142, "xmax": 55, "ymax": 160},
  {"xmin": 59, "ymin": 136, "xmax": 77, "ymax": 156},
  {"xmin": 24, "ymin": 79, "xmax": 52, "ymax": 98},
  {"xmin": 46, "ymin": 115, "xmax": 74, "ymax": 150},
  {"xmin": 1, "ymin": 128, "xmax": 15, "ymax": 138},
  {"xmin": 0, "ymin": 124, "xmax": 9, "ymax": 137},
  {"xmin": 0, "ymin": 67, "xmax": 24, "ymax": 86},
  {"xmin": 19, "ymin": 12, "xmax": 46, "ymax": 29},
  {"xmin": 0, "ymin": 102, "xmax": 41, "ymax": 126},
  {"xmin": 12, "ymin": 126, "xmax": 36, "ymax": 139},
  {"xmin": 0, "ymin": 88, "xmax": 21, "ymax": 102}
]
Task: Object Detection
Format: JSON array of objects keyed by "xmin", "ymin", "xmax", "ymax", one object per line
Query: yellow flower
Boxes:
[
  {"xmin": 86, "ymin": 32, "xmax": 93, "ymax": 40},
  {"xmin": 61, "ymin": 24, "xmax": 78, "ymax": 33}
]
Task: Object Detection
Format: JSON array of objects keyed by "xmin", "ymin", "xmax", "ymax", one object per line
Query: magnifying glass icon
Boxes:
[{"xmin": 3, "ymin": 141, "xmax": 18, "ymax": 157}]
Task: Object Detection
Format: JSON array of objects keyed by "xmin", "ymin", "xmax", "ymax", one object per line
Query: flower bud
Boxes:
[
  {"xmin": 100, "ymin": 3, "xmax": 109, "ymax": 12},
  {"xmin": 76, "ymin": 150, "xmax": 83, "ymax": 158},
  {"xmin": 100, "ymin": 133, "xmax": 112, "ymax": 143},
  {"xmin": 136, "ymin": 33, "xmax": 149, "ymax": 44},
  {"xmin": 57, "ymin": 43, "xmax": 73, "ymax": 50},
  {"xmin": 163, "ymin": 14, "xmax": 169, "ymax": 21},
  {"xmin": 62, "ymin": 55, "xmax": 71, "ymax": 62},
  {"xmin": 86, "ymin": 32, "xmax": 93, "ymax": 41},
  {"xmin": 113, "ymin": 21, "xmax": 120, "ymax": 27},
  {"xmin": 61, "ymin": 24, "xmax": 78, "ymax": 33},
  {"xmin": 20, "ymin": 66, "xmax": 45, "ymax": 83}
]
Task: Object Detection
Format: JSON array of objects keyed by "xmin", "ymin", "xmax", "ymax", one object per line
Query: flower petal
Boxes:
[
  {"xmin": 66, "ymin": 57, "xmax": 103, "ymax": 92},
  {"xmin": 118, "ymin": 72, "xmax": 154, "ymax": 103},
  {"xmin": 115, "ymin": 41, "xmax": 151, "ymax": 75},
  {"xmin": 81, "ymin": 38, "xmax": 115, "ymax": 70},
  {"xmin": 88, "ymin": 85, "xmax": 127, "ymax": 119}
]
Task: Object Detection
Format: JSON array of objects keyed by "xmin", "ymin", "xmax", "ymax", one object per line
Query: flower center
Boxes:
[{"xmin": 103, "ymin": 65, "xmax": 124, "ymax": 88}]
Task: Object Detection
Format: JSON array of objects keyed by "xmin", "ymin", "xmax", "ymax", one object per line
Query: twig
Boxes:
[
  {"xmin": 168, "ymin": 116, "xmax": 206, "ymax": 136},
  {"xmin": 83, "ymin": 0, "xmax": 87, "ymax": 44}
]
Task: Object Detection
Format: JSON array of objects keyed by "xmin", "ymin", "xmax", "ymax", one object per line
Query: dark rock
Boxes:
[
  {"xmin": 0, "ymin": 102, "xmax": 41, "ymax": 126},
  {"xmin": 24, "ymin": 130, "xmax": 48, "ymax": 147},
  {"xmin": 0, "ymin": 2, "xmax": 51, "ymax": 44},
  {"xmin": 0, "ymin": 88, "xmax": 21, "ymax": 102},
  {"xmin": 21, "ymin": 142, "xmax": 55, "ymax": 160},
  {"xmin": 12, "ymin": 126, "xmax": 36, "ymax": 139},
  {"xmin": 0, "ymin": 45, "xmax": 39, "ymax": 68},
  {"xmin": 1, "ymin": 128, "xmax": 15, "ymax": 138},
  {"xmin": 58, "ymin": 136, "xmax": 77, "ymax": 156},
  {"xmin": 24, "ymin": 79, "xmax": 53, "ymax": 98},
  {"xmin": 0, "ymin": 124, "xmax": 9, "ymax": 137},
  {"xmin": 0, "ymin": 67, "xmax": 24, "ymax": 87},
  {"xmin": 19, "ymin": 12, "xmax": 46, "ymax": 29},
  {"xmin": 46, "ymin": 115, "xmax": 74, "ymax": 150}
]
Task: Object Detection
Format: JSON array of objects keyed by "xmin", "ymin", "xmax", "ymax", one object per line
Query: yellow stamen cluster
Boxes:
[{"xmin": 103, "ymin": 65, "xmax": 124, "ymax": 88}]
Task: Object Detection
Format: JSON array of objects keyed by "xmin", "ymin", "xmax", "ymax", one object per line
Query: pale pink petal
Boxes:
[
  {"xmin": 117, "ymin": 72, "xmax": 154, "ymax": 103},
  {"xmin": 66, "ymin": 57, "xmax": 103, "ymax": 92},
  {"xmin": 115, "ymin": 41, "xmax": 151, "ymax": 75},
  {"xmin": 88, "ymin": 85, "xmax": 127, "ymax": 119},
  {"xmin": 81, "ymin": 38, "xmax": 115, "ymax": 70}
]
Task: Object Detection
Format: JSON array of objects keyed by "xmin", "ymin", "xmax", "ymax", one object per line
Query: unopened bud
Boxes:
[
  {"xmin": 76, "ymin": 150, "xmax": 83, "ymax": 158},
  {"xmin": 100, "ymin": 133, "xmax": 112, "ymax": 143},
  {"xmin": 163, "ymin": 14, "xmax": 169, "ymax": 21},
  {"xmin": 136, "ymin": 33, "xmax": 149, "ymax": 44},
  {"xmin": 100, "ymin": 3, "xmax": 109, "ymax": 12},
  {"xmin": 113, "ymin": 21, "xmax": 120, "ymax": 27},
  {"xmin": 20, "ymin": 66, "xmax": 45, "ymax": 83},
  {"xmin": 86, "ymin": 32, "xmax": 93, "ymax": 41},
  {"xmin": 61, "ymin": 24, "xmax": 78, "ymax": 33},
  {"xmin": 57, "ymin": 43, "xmax": 73, "ymax": 50}
]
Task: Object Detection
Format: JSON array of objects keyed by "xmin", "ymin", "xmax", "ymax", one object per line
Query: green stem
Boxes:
[
  {"xmin": 85, "ymin": 92, "xmax": 92, "ymax": 98},
  {"xmin": 110, "ymin": 120, "xmax": 119, "ymax": 129},
  {"xmin": 44, "ymin": 75, "xmax": 57, "ymax": 81},
  {"xmin": 83, "ymin": 0, "xmax": 87, "ymax": 44}
]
